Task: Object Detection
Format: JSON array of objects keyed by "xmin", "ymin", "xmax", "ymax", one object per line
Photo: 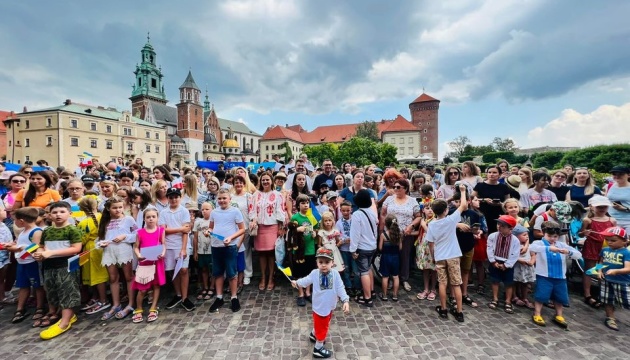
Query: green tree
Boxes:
[
  {"xmin": 302, "ymin": 143, "xmax": 339, "ymax": 166},
  {"xmin": 378, "ymin": 142, "xmax": 398, "ymax": 168},
  {"xmin": 463, "ymin": 144, "xmax": 494, "ymax": 156},
  {"xmin": 491, "ymin": 137, "xmax": 518, "ymax": 152},
  {"xmin": 278, "ymin": 141, "xmax": 292, "ymax": 163},
  {"xmin": 355, "ymin": 121, "xmax": 380, "ymax": 141},
  {"xmin": 336, "ymin": 137, "xmax": 395, "ymax": 167},
  {"xmin": 443, "ymin": 156, "xmax": 453, "ymax": 164},
  {"xmin": 531, "ymin": 151, "xmax": 564, "ymax": 169},
  {"xmin": 448, "ymin": 135, "xmax": 472, "ymax": 157},
  {"xmin": 560, "ymin": 144, "xmax": 630, "ymax": 172}
]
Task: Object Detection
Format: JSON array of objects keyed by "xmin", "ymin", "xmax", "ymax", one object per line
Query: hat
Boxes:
[
  {"xmin": 185, "ymin": 202, "xmax": 198, "ymax": 211},
  {"xmin": 325, "ymin": 191, "xmax": 338, "ymax": 200},
  {"xmin": 315, "ymin": 247, "xmax": 334, "ymax": 260},
  {"xmin": 0, "ymin": 170, "xmax": 17, "ymax": 180},
  {"xmin": 215, "ymin": 170, "xmax": 226, "ymax": 180},
  {"xmin": 318, "ymin": 182, "xmax": 330, "ymax": 190},
  {"xmin": 596, "ymin": 226, "xmax": 628, "ymax": 240},
  {"xmin": 505, "ymin": 175, "xmax": 521, "ymax": 192},
  {"xmin": 551, "ymin": 201, "xmax": 572, "ymax": 223},
  {"xmin": 588, "ymin": 195, "xmax": 612, "ymax": 207},
  {"xmin": 81, "ymin": 175, "xmax": 95, "ymax": 184},
  {"xmin": 166, "ymin": 188, "xmax": 181, "ymax": 197},
  {"xmin": 274, "ymin": 172, "xmax": 287, "ymax": 180},
  {"xmin": 496, "ymin": 215, "xmax": 517, "ymax": 228},
  {"xmin": 512, "ymin": 224, "xmax": 528, "ymax": 236},
  {"xmin": 610, "ymin": 165, "xmax": 630, "ymax": 174}
]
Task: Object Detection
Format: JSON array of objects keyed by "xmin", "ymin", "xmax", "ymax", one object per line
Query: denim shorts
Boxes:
[
  {"xmin": 379, "ymin": 253, "xmax": 400, "ymax": 277},
  {"xmin": 16, "ymin": 262, "xmax": 42, "ymax": 288},
  {"xmin": 356, "ymin": 249, "xmax": 375, "ymax": 276},
  {"xmin": 211, "ymin": 246, "xmax": 238, "ymax": 279},
  {"xmin": 237, "ymin": 251, "xmax": 245, "ymax": 272},
  {"xmin": 534, "ymin": 275, "xmax": 569, "ymax": 306},
  {"xmin": 488, "ymin": 264, "xmax": 515, "ymax": 285}
]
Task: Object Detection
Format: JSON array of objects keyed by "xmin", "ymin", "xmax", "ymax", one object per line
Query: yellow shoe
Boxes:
[
  {"xmin": 40, "ymin": 322, "xmax": 72, "ymax": 340},
  {"xmin": 532, "ymin": 315, "xmax": 546, "ymax": 326},
  {"xmin": 553, "ymin": 315, "xmax": 568, "ymax": 329},
  {"xmin": 54, "ymin": 314, "xmax": 78, "ymax": 326}
]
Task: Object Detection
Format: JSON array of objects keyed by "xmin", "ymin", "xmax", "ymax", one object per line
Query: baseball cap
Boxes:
[
  {"xmin": 81, "ymin": 175, "xmax": 95, "ymax": 184},
  {"xmin": 496, "ymin": 215, "xmax": 517, "ymax": 228},
  {"xmin": 610, "ymin": 165, "xmax": 630, "ymax": 174},
  {"xmin": 325, "ymin": 191, "xmax": 338, "ymax": 201},
  {"xmin": 551, "ymin": 201, "xmax": 572, "ymax": 224},
  {"xmin": 315, "ymin": 247, "xmax": 334, "ymax": 260},
  {"xmin": 588, "ymin": 195, "xmax": 612, "ymax": 207},
  {"xmin": 166, "ymin": 188, "xmax": 181, "ymax": 197},
  {"xmin": 596, "ymin": 226, "xmax": 628, "ymax": 240},
  {"xmin": 512, "ymin": 224, "xmax": 528, "ymax": 236}
]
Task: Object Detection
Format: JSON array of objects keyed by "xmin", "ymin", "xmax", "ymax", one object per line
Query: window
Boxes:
[
  {"xmin": 400, "ymin": 137, "xmax": 404, "ymax": 144},
  {"xmin": 423, "ymin": 146, "xmax": 428, "ymax": 150},
  {"xmin": 155, "ymin": 145, "xmax": 160, "ymax": 153},
  {"xmin": 408, "ymin": 147, "xmax": 413, "ymax": 154},
  {"xmin": 106, "ymin": 125, "xmax": 112, "ymax": 133},
  {"xmin": 146, "ymin": 144, "xmax": 151, "ymax": 153},
  {"xmin": 127, "ymin": 142, "xmax": 134, "ymax": 151},
  {"xmin": 90, "ymin": 139, "xmax": 97, "ymax": 148},
  {"xmin": 123, "ymin": 127, "xmax": 131, "ymax": 136},
  {"xmin": 423, "ymin": 137, "xmax": 427, "ymax": 141},
  {"xmin": 106, "ymin": 141, "xmax": 113, "ymax": 149},
  {"xmin": 70, "ymin": 119, "xmax": 78, "ymax": 128},
  {"xmin": 271, "ymin": 145, "xmax": 275, "ymax": 150},
  {"xmin": 71, "ymin": 138, "xmax": 79, "ymax": 147},
  {"xmin": 46, "ymin": 136, "xmax": 53, "ymax": 146},
  {"xmin": 25, "ymin": 139, "xmax": 30, "ymax": 147},
  {"xmin": 8, "ymin": 141, "xmax": 11, "ymax": 146},
  {"xmin": 426, "ymin": 122, "xmax": 431, "ymax": 125},
  {"xmin": 90, "ymin": 122, "xmax": 97, "ymax": 131},
  {"xmin": 409, "ymin": 137, "xmax": 413, "ymax": 143},
  {"xmin": 155, "ymin": 132, "xmax": 159, "ymax": 140},
  {"xmin": 151, "ymin": 78, "xmax": 157, "ymax": 88},
  {"xmin": 399, "ymin": 148, "xmax": 404, "ymax": 155},
  {"xmin": 145, "ymin": 131, "xmax": 150, "ymax": 138},
  {"xmin": 25, "ymin": 156, "xmax": 30, "ymax": 162},
  {"xmin": 423, "ymin": 129, "xmax": 427, "ymax": 133},
  {"xmin": 46, "ymin": 117, "xmax": 52, "ymax": 127},
  {"xmin": 391, "ymin": 138, "xmax": 396, "ymax": 144},
  {"xmin": 25, "ymin": 120, "xmax": 29, "ymax": 129},
  {"xmin": 266, "ymin": 145, "xmax": 269, "ymax": 151}
]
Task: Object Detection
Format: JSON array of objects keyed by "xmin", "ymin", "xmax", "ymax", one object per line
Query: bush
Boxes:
[
  {"xmin": 531, "ymin": 151, "xmax": 564, "ymax": 169},
  {"xmin": 560, "ymin": 144, "xmax": 630, "ymax": 173},
  {"xmin": 458, "ymin": 155, "xmax": 474, "ymax": 162},
  {"xmin": 482, "ymin": 151, "xmax": 516, "ymax": 164}
]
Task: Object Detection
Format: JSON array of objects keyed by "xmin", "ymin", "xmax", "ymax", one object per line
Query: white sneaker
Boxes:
[{"xmin": 243, "ymin": 277, "xmax": 251, "ymax": 285}]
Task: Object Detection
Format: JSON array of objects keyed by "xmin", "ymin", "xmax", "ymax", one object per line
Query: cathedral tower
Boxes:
[
  {"xmin": 176, "ymin": 70, "xmax": 204, "ymax": 162},
  {"xmin": 130, "ymin": 34, "xmax": 167, "ymax": 119},
  {"xmin": 409, "ymin": 93, "xmax": 440, "ymax": 160}
]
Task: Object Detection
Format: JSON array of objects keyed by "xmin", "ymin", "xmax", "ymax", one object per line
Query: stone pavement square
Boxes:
[{"xmin": 0, "ymin": 276, "xmax": 628, "ymax": 360}]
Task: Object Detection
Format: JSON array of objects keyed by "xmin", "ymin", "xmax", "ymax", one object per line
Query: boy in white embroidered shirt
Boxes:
[{"xmin": 292, "ymin": 247, "xmax": 350, "ymax": 359}]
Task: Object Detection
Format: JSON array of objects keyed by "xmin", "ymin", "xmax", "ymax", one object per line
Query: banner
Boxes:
[
  {"xmin": 195, "ymin": 161, "xmax": 277, "ymax": 172},
  {"xmin": 2, "ymin": 162, "xmax": 48, "ymax": 172}
]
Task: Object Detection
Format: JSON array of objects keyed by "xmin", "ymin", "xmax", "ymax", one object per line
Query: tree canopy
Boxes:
[{"xmin": 355, "ymin": 121, "xmax": 380, "ymax": 142}]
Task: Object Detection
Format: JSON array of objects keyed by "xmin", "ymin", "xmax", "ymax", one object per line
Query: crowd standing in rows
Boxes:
[{"xmin": 0, "ymin": 156, "xmax": 629, "ymax": 358}]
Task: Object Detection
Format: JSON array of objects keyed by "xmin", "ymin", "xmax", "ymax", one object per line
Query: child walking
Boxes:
[
  {"xmin": 193, "ymin": 202, "xmax": 215, "ymax": 300},
  {"xmin": 416, "ymin": 206, "xmax": 437, "ymax": 301},
  {"xmin": 32, "ymin": 201, "xmax": 83, "ymax": 340},
  {"xmin": 317, "ymin": 211, "xmax": 344, "ymax": 272},
  {"xmin": 98, "ymin": 197, "xmax": 138, "ymax": 321},
  {"xmin": 596, "ymin": 227, "xmax": 630, "ymax": 331},
  {"xmin": 512, "ymin": 225, "xmax": 536, "ymax": 308},
  {"xmin": 379, "ymin": 214, "xmax": 402, "ymax": 301},
  {"xmin": 132, "ymin": 208, "xmax": 166, "ymax": 323},
  {"xmin": 530, "ymin": 221, "xmax": 582, "ymax": 328},
  {"xmin": 486, "ymin": 215, "xmax": 521, "ymax": 314},
  {"xmin": 291, "ymin": 247, "xmax": 350, "ymax": 359}
]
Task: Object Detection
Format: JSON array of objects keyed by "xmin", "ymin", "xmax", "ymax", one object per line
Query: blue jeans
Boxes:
[{"xmin": 340, "ymin": 251, "xmax": 360, "ymax": 289}]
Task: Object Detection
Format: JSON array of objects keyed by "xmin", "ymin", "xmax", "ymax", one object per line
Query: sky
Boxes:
[{"xmin": 1, "ymin": 0, "xmax": 629, "ymax": 159}]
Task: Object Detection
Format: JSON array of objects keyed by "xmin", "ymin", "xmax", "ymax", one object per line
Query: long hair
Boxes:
[
  {"xmin": 291, "ymin": 172, "xmax": 310, "ymax": 200},
  {"xmin": 23, "ymin": 171, "xmax": 54, "ymax": 206},
  {"xmin": 384, "ymin": 214, "xmax": 402, "ymax": 245},
  {"xmin": 444, "ymin": 166, "xmax": 461, "ymax": 186},
  {"xmin": 97, "ymin": 196, "xmax": 124, "ymax": 240},
  {"xmin": 153, "ymin": 165, "xmax": 173, "ymax": 182},
  {"xmin": 463, "ymin": 161, "xmax": 480, "ymax": 177},
  {"xmin": 257, "ymin": 172, "xmax": 273, "ymax": 191},
  {"xmin": 133, "ymin": 188, "xmax": 153, "ymax": 210},
  {"xmin": 410, "ymin": 173, "xmax": 426, "ymax": 193},
  {"xmin": 383, "ymin": 168, "xmax": 402, "ymax": 187},
  {"xmin": 573, "ymin": 169, "xmax": 596, "ymax": 196},
  {"xmin": 231, "ymin": 167, "xmax": 256, "ymax": 193},
  {"xmin": 518, "ymin": 167, "xmax": 533, "ymax": 191},
  {"xmin": 183, "ymin": 174, "xmax": 198, "ymax": 203},
  {"xmin": 320, "ymin": 211, "xmax": 335, "ymax": 230},
  {"xmin": 151, "ymin": 179, "xmax": 167, "ymax": 203},
  {"xmin": 78, "ymin": 196, "xmax": 99, "ymax": 231}
]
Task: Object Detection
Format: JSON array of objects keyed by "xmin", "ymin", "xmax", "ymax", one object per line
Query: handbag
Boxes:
[
  {"xmin": 135, "ymin": 262, "xmax": 156, "ymax": 285},
  {"xmin": 249, "ymin": 223, "xmax": 258, "ymax": 236}
]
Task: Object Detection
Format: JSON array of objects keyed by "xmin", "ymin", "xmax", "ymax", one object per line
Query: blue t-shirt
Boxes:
[
  {"xmin": 569, "ymin": 185, "xmax": 602, "ymax": 207},
  {"xmin": 339, "ymin": 187, "xmax": 375, "ymax": 213},
  {"xmin": 600, "ymin": 247, "xmax": 630, "ymax": 284}
]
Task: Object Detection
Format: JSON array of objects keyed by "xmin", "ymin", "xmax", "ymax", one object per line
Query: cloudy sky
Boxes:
[{"xmin": 1, "ymin": 0, "xmax": 629, "ymax": 158}]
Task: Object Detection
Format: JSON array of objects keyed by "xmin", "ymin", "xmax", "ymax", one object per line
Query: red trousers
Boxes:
[{"xmin": 313, "ymin": 312, "xmax": 333, "ymax": 342}]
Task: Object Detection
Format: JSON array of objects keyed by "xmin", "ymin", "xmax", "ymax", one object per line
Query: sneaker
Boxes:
[
  {"xmin": 309, "ymin": 332, "xmax": 316, "ymax": 343},
  {"xmin": 165, "ymin": 295, "xmax": 183, "ymax": 309},
  {"xmin": 313, "ymin": 346, "xmax": 332, "ymax": 358},
  {"xmin": 209, "ymin": 298, "xmax": 225, "ymax": 313},
  {"xmin": 243, "ymin": 277, "xmax": 251, "ymax": 285},
  {"xmin": 231, "ymin": 298, "xmax": 241, "ymax": 312},
  {"xmin": 181, "ymin": 298, "xmax": 196, "ymax": 312},
  {"xmin": 296, "ymin": 296, "xmax": 306, "ymax": 307},
  {"xmin": 450, "ymin": 307, "xmax": 465, "ymax": 322}
]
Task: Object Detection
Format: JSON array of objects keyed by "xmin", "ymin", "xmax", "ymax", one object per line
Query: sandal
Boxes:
[
  {"xmin": 544, "ymin": 301, "xmax": 555, "ymax": 309},
  {"xmin": 147, "ymin": 309, "xmax": 159, "ymax": 323},
  {"xmin": 80, "ymin": 299, "xmax": 98, "ymax": 311},
  {"xmin": 435, "ymin": 305, "xmax": 448, "ymax": 319},
  {"xmin": 204, "ymin": 290, "xmax": 214, "ymax": 301},
  {"xmin": 476, "ymin": 285, "xmax": 485, "ymax": 295},
  {"xmin": 101, "ymin": 305, "xmax": 121, "ymax": 321},
  {"xmin": 403, "ymin": 282, "xmax": 412, "ymax": 292},
  {"xmin": 37, "ymin": 313, "xmax": 59, "ymax": 328},
  {"xmin": 378, "ymin": 293, "xmax": 388, "ymax": 301},
  {"xmin": 488, "ymin": 300, "xmax": 498, "ymax": 310},
  {"xmin": 532, "ymin": 315, "xmax": 546, "ymax": 326},
  {"xmin": 197, "ymin": 289, "xmax": 208, "ymax": 301},
  {"xmin": 259, "ymin": 280, "xmax": 266, "ymax": 291},
  {"xmin": 237, "ymin": 286, "xmax": 243, "ymax": 295},
  {"xmin": 515, "ymin": 298, "xmax": 526, "ymax": 307},
  {"xmin": 605, "ymin": 317, "xmax": 619, "ymax": 331},
  {"xmin": 584, "ymin": 296, "xmax": 603, "ymax": 309},
  {"xmin": 504, "ymin": 303, "xmax": 514, "ymax": 314},
  {"xmin": 132, "ymin": 309, "xmax": 144, "ymax": 323},
  {"xmin": 86, "ymin": 301, "xmax": 111, "ymax": 315},
  {"xmin": 115, "ymin": 306, "xmax": 134, "ymax": 320},
  {"xmin": 427, "ymin": 291, "xmax": 436, "ymax": 301},
  {"xmin": 416, "ymin": 290, "xmax": 428, "ymax": 300},
  {"xmin": 523, "ymin": 299, "xmax": 535, "ymax": 309},
  {"xmin": 11, "ymin": 310, "xmax": 29, "ymax": 324},
  {"xmin": 355, "ymin": 296, "xmax": 374, "ymax": 307},
  {"xmin": 391, "ymin": 296, "xmax": 399, "ymax": 302},
  {"xmin": 32, "ymin": 308, "xmax": 45, "ymax": 321},
  {"xmin": 462, "ymin": 295, "xmax": 478, "ymax": 308}
]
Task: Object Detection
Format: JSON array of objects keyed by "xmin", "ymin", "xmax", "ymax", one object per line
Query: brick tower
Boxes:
[
  {"xmin": 409, "ymin": 93, "xmax": 440, "ymax": 160},
  {"xmin": 176, "ymin": 70, "xmax": 204, "ymax": 162}
]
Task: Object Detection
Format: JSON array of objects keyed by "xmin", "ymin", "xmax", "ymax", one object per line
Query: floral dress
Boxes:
[
  {"xmin": 416, "ymin": 217, "xmax": 435, "ymax": 270},
  {"xmin": 318, "ymin": 228, "xmax": 344, "ymax": 271}
]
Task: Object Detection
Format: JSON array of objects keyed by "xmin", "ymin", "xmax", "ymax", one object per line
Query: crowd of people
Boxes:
[{"xmin": 0, "ymin": 156, "xmax": 628, "ymax": 356}]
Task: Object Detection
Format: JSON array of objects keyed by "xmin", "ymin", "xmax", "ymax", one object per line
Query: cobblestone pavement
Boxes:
[{"xmin": 1, "ymin": 276, "xmax": 628, "ymax": 360}]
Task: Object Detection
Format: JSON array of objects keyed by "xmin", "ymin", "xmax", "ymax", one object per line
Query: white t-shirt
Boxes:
[
  {"xmin": 158, "ymin": 205, "xmax": 191, "ymax": 250},
  {"xmin": 104, "ymin": 216, "xmax": 138, "ymax": 244},
  {"xmin": 209, "ymin": 206, "xmax": 244, "ymax": 247},
  {"xmin": 16, "ymin": 227, "xmax": 43, "ymax": 265},
  {"xmin": 193, "ymin": 218, "xmax": 212, "ymax": 255},
  {"xmin": 425, "ymin": 209, "xmax": 463, "ymax": 261}
]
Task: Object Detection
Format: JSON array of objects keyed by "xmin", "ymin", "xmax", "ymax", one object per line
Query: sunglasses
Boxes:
[
  {"xmin": 23, "ymin": 171, "xmax": 33, "ymax": 174},
  {"xmin": 393, "ymin": 185, "xmax": 404, "ymax": 189},
  {"xmin": 203, "ymin": 172, "xmax": 211, "ymax": 175},
  {"xmin": 11, "ymin": 180, "xmax": 26, "ymax": 183}
]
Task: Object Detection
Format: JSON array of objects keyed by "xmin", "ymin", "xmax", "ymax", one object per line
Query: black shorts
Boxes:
[{"xmin": 292, "ymin": 255, "xmax": 316, "ymax": 279}]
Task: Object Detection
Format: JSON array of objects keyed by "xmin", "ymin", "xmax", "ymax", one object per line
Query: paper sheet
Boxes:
[
  {"xmin": 141, "ymin": 245, "xmax": 163, "ymax": 261},
  {"xmin": 173, "ymin": 257, "xmax": 184, "ymax": 280}
]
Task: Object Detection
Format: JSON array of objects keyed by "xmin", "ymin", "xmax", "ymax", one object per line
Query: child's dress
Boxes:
[
  {"xmin": 416, "ymin": 218, "xmax": 435, "ymax": 270},
  {"xmin": 132, "ymin": 227, "xmax": 166, "ymax": 291},
  {"xmin": 513, "ymin": 250, "xmax": 535, "ymax": 283},
  {"xmin": 78, "ymin": 214, "xmax": 109, "ymax": 286},
  {"xmin": 318, "ymin": 229, "xmax": 344, "ymax": 271},
  {"xmin": 583, "ymin": 217, "xmax": 615, "ymax": 260}
]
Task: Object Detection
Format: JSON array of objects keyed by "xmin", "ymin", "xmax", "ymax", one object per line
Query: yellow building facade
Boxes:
[{"xmin": 4, "ymin": 100, "xmax": 167, "ymax": 169}]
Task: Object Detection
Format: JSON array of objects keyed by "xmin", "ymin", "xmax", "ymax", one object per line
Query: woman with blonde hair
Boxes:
[
  {"xmin": 231, "ymin": 167, "xmax": 256, "ymax": 194},
  {"xmin": 97, "ymin": 180, "xmax": 118, "ymax": 212},
  {"xmin": 517, "ymin": 168, "xmax": 534, "ymax": 193},
  {"xmin": 566, "ymin": 167, "xmax": 602, "ymax": 207},
  {"xmin": 150, "ymin": 179, "xmax": 169, "ymax": 212},
  {"xmin": 181, "ymin": 174, "xmax": 199, "ymax": 208}
]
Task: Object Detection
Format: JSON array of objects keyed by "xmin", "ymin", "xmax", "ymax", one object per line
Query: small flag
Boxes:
[
  {"xmin": 67, "ymin": 255, "xmax": 80, "ymax": 272},
  {"xmin": 306, "ymin": 200, "xmax": 321, "ymax": 226},
  {"xmin": 80, "ymin": 152, "xmax": 93, "ymax": 167},
  {"xmin": 79, "ymin": 251, "xmax": 90, "ymax": 266},
  {"xmin": 276, "ymin": 262, "xmax": 293, "ymax": 281},
  {"xmin": 171, "ymin": 177, "xmax": 184, "ymax": 189},
  {"xmin": 19, "ymin": 243, "xmax": 39, "ymax": 259},
  {"xmin": 208, "ymin": 232, "xmax": 225, "ymax": 241},
  {"xmin": 586, "ymin": 264, "xmax": 608, "ymax": 276}
]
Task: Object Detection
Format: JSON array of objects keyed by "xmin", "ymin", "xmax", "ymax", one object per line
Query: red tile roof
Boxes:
[
  {"xmin": 286, "ymin": 125, "xmax": 305, "ymax": 133},
  {"xmin": 410, "ymin": 93, "xmax": 439, "ymax": 104},
  {"xmin": 0, "ymin": 110, "xmax": 14, "ymax": 131},
  {"xmin": 382, "ymin": 115, "xmax": 417, "ymax": 132},
  {"xmin": 261, "ymin": 125, "xmax": 304, "ymax": 142}
]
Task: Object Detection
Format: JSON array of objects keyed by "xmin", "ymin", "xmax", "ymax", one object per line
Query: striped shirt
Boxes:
[{"xmin": 530, "ymin": 239, "xmax": 582, "ymax": 279}]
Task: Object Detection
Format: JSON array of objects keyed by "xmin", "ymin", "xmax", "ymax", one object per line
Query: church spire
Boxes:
[
  {"xmin": 130, "ymin": 34, "xmax": 166, "ymax": 102},
  {"xmin": 204, "ymin": 86, "xmax": 210, "ymax": 111}
]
